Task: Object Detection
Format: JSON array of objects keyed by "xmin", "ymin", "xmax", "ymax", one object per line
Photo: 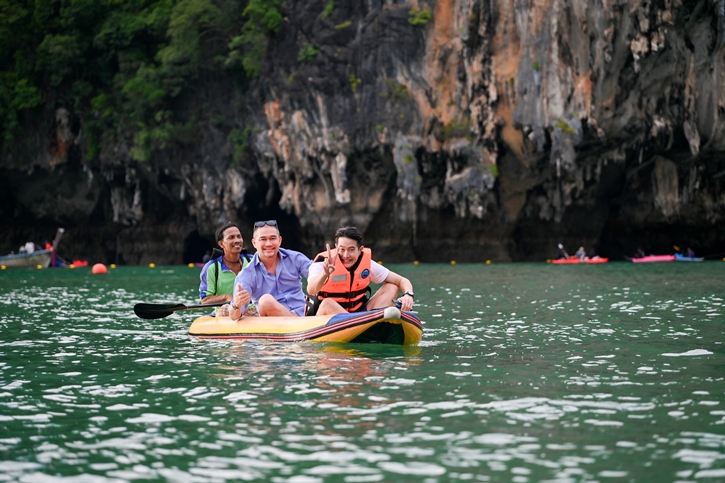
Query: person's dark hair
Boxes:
[
  {"xmin": 216, "ymin": 222, "xmax": 242, "ymax": 242},
  {"xmin": 252, "ymin": 220, "xmax": 280, "ymax": 236},
  {"xmin": 334, "ymin": 226, "xmax": 364, "ymax": 247}
]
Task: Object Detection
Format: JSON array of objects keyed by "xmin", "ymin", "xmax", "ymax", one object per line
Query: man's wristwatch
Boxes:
[
  {"xmin": 403, "ymin": 291, "xmax": 414, "ymax": 299},
  {"xmin": 230, "ymin": 300, "xmax": 238, "ymax": 310}
]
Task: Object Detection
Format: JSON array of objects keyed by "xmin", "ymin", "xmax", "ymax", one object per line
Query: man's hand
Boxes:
[
  {"xmin": 232, "ymin": 283, "xmax": 251, "ymax": 309},
  {"xmin": 397, "ymin": 293, "xmax": 414, "ymax": 311},
  {"xmin": 322, "ymin": 243, "xmax": 336, "ymax": 276},
  {"xmin": 218, "ymin": 304, "xmax": 230, "ymax": 317}
]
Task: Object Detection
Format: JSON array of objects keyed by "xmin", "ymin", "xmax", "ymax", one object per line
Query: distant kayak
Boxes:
[
  {"xmin": 551, "ymin": 256, "xmax": 609, "ymax": 264},
  {"xmin": 674, "ymin": 255, "xmax": 704, "ymax": 262},
  {"xmin": 631, "ymin": 255, "xmax": 675, "ymax": 263}
]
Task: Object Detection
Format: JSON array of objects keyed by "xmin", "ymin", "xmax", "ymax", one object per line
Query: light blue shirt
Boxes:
[{"xmin": 235, "ymin": 248, "xmax": 312, "ymax": 316}]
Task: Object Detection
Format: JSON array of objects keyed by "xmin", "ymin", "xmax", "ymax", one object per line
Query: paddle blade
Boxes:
[{"xmin": 134, "ymin": 303, "xmax": 186, "ymax": 319}]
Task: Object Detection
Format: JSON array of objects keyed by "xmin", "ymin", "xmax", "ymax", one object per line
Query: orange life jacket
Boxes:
[{"xmin": 313, "ymin": 248, "xmax": 373, "ymax": 313}]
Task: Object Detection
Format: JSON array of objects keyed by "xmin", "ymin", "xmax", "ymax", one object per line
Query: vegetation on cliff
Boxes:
[{"xmin": 0, "ymin": 0, "xmax": 281, "ymax": 162}]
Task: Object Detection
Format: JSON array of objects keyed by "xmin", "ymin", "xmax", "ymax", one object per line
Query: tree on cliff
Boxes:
[{"xmin": 0, "ymin": 0, "xmax": 280, "ymax": 162}]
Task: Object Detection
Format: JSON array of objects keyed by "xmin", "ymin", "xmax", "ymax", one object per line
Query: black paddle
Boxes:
[{"xmin": 134, "ymin": 302, "xmax": 226, "ymax": 319}]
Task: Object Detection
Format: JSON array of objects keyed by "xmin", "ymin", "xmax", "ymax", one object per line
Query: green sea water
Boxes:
[{"xmin": 1, "ymin": 262, "xmax": 723, "ymax": 482}]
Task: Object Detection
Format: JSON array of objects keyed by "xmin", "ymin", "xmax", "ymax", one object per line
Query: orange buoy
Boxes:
[{"xmin": 91, "ymin": 263, "xmax": 108, "ymax": 275}]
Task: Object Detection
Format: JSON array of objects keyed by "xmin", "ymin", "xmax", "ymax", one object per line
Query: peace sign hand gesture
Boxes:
[{"xmin": 322, "ymin": 243, "xmax": 336, "ymax": 276}]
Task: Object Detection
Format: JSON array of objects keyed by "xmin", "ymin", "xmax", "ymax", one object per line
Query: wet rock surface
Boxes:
[{"xmin": 2, "ymin": 0, "xmax": 725, "ymax": 263}]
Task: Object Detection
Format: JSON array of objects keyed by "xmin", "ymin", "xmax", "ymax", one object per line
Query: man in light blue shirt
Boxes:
[{"xmin": 227, "ymin": 220, "xmax": 312, "ymax": 318}]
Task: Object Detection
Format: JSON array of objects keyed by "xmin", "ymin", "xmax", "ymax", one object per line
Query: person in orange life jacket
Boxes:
[{"xmin": 306, "ymin": 226, "xmax": 415, "ymax": 316}]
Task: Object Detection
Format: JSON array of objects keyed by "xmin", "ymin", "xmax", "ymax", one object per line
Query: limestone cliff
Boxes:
[{"xmin": 2, "ymin": 0, "xmax": 725, "ymax": 263}]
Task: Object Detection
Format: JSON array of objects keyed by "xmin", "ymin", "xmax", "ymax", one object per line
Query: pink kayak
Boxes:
[
  {"xmin": 552, "ymin": 257, "xmax": 609, "ymax": 264},
  {"xmin": 631, "ymin": 255, "xmax": 675, "ymax": 263}
]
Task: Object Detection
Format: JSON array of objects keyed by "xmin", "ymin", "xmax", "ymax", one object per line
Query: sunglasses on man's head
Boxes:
[{"xmin": 254, "ymin": 220, "xmax": 278, "ymax": 228}]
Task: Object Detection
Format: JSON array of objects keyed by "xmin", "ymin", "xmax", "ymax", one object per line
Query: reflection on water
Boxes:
[{"xmin": 0, "ymin": 263, "xmax": 724, "ymax": 481}]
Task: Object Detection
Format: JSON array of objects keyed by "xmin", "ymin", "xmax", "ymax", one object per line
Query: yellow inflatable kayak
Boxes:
[{"xmin": 188, "ymin": 307, "xmax": 423, "ymax": 345}]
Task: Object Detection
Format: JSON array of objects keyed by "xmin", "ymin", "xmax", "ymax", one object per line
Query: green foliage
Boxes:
[
  {"xmin": 90, "ymin": 93, "xmax": 112, "ymax": 118},
  {"xmin": 533, "ymin": 61, "xmax": 540, "ymax": 71},
  {"xmin": 375, "ymin": 124, "xmax": 384, "ymax": 132},
  {"xmin": 382, "ymin": 79, "xmax": 410, "ymax": 100},
  {"xmin": 335, "ymin": 21, "xmax": 351, "ymax": 30},
  {"xmin": 227, "ymin": 0, "xmax": 283, "ymax": 77},
  {"xmin": 489, "ymin": 163, "xmax": 499, "ymax": 177},
  {"xmin": 36, "ymin": 34, "xmax": 82, "ymax": 86},
  {"xmin": 0, "ymin": 75, "xmax": 43, "ymax": 144},
  {"xmin": 349, "ymin": 74, "xmax": 361, "ymax": 92},
  {"xmin": 130, "ymin": 115, "xmax": 196, "ymax": 161},
  {"xmin": 121, "ymin": 64, "xmax": 167, "ymax": 108},
  {"xmin": 322, "ymin": 0, "xmax": 334, "ymax": 19},
  {"xmin": 298, "ymin": 43, "xmax": 319, "ymax": 62},
  {"xmin": 0, "ymin": 0, "xmax": 288, "ymax": 159},
  {"xmin": 442, "ymin": 118, "xmax": 470, "ymax": 140},
  {"xmin": 408, "ymin": 8, "xmax": 432, "ymax": 26},
  {"xmin": 403, "ymin": 153, "xmax": 414, "ymax": 165},
  {"xmin": 556, "ymin": 119, "xmax": 577, "ymax": 135},
  {"xmin": 9, "ymin": 78, "xmax": 42, "ymax": 110},
  {"xmin": 228, "ymin": 125, "xmax": 252, "ymax": 162},
  {"xmin": 158, "ymin": 0, "xmax": 222, "ymax": 67},
  {"xmin": 243, "ymin": 0, "xmax": 283, "ymax": 32}
]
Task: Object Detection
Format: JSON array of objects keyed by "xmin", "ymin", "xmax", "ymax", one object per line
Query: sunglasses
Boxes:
[{"xmin": 253, "ymin": 220, "xmax": 278, "ymax": 228}]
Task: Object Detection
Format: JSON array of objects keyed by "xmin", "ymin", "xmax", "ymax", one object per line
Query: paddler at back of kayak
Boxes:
[
  {"xmin": 305, "ymin": 226, "xmax": 415, "ymax": 316},
  {"xmin": 222, "ymin": 220, "xmax": 312, "ymax": 319}
]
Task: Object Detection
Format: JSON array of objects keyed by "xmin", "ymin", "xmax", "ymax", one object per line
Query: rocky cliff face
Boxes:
[{"xmin": 2, "ymin": 0, "xmax": 725, "ymax": 263}]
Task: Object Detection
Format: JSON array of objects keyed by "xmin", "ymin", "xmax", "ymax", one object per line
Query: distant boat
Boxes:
[
  {"xmin": 0, "ymin": 249, "xmax": 53, "ymax": 268},
  {"xmin": 551, "ymin": 256, "xmax": 609, "ymax": 264},
  {"xmin": 1, "ymin": 228, "xmax": 66, "ymax": 268},
  {"xmin": 631, "ymin": 255, "xmax": 675, "ymax": 263},
  {"xmin": 674, "ymin": 254, "xmax": 704, "ymax": 262}
]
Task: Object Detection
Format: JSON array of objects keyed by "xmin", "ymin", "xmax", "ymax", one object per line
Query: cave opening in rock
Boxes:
[{"xmin": 183, "ymin": 230, "xmax": 213, "ymax": 265}]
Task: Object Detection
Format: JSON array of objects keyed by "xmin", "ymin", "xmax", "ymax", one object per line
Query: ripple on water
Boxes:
[{"xmin": 0, "ymin": 264, "xmax": 724, "ymax": 481}]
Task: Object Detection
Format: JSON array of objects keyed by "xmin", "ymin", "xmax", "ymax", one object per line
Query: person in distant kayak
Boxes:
[
  {"xmin": 199, "ymin": 222, "xmax": 251, "ymax": 305},
  {"xmin": 226, "ymin": 220, "xmax": 312, "ymax": 318},
  {"xmin": 554, "ymin": 243, "xmax": 569, "ymax": 260},
  {"xmin": 575, "ymin": 246, "xmax": 586, "ymax": 260},
  {"xmin": 305, "ymin": 226, "xmax": 415, "ymax": 316},
  {"xmin": 686, "ymin": 247, "xmax": 696, "ymax": 257},
  {"xmin": 634, "ymin": 247, "xmax": 646, "ymax": 258}
]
